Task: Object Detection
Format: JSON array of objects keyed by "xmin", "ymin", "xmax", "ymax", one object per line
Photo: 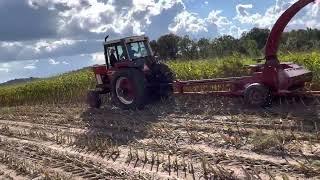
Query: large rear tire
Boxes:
[
  {"xmin": 87, "ymin": 90, "xmax": 102, "ymax": 109},
  {"xmin": 111, "ymin": 69, "xmax": 146, "ymax": 110},
  {"xmin": 148, "ymin": 62, "xmax": 175, "ymax": 99},
  {"xmin": 244, "ymin": 83, "xmax": 271, "ymax": 107}
]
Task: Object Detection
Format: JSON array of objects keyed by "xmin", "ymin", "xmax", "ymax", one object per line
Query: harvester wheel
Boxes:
[
  {"xmin": 111, "ymin": 69, "xmax": 146, "ymax": 109},
  {"xmin": 87, "ymin": 90, "xmax": 102, "ymax": 109},
  {"xmin": 244, "ymin": 83, "xmax": 271, "ymax": 107},
  {"xmin": 149, "ymin": 62, "xmax": 175, "ymax": 99}
]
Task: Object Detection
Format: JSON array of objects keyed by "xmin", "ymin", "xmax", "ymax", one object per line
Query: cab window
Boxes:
[
  {"xmin": 107, "ymin": 46, "xmax": 117, "ymax": 67},
  {"xmin": 116, "ymin": 45, "xmax": 126, "ymax": 61},
  {"xmin": 127, "ymin": 41, "xmax": 149, "ymax": 60}
]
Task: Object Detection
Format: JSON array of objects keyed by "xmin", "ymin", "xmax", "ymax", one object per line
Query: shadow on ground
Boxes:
[{"xmin": 76, "ymin": 94, "xmax": 320, "ymax": 150}]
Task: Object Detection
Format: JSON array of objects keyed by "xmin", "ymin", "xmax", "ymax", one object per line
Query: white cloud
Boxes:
[
  {"xmin": 26, "ymin": 0, "xmax": 185, "ymax": 37},
  {"xmin": 49, "ymin": 58, "xmax": 60, "ymax": 65},
  {"xmin": 0, "ymin": 68, "xmax": 9, "ymax": 73},
  {"xmin": 24, "ymin": 65, "xmax": 36, "ymax": 70},
  {"xmin": 206, "ymin": 10, "xmax": 232, "ymax": 29},
  {"xmin": 229, "ymin": 25, "xmax": 247, "ymax": 39},
  {"xmin": 58, "ymin": 0, "xmax": 116, "ymax": 34},
  {"xmin": 169, "ymin": 9, "xmax": 232, "ymax": 38},
  {"xmin": 0, "ymin": 0, "xmax": 185, "ymax": 63},
  {"xmin": 62, "ymin": 61, "xmax": 69, "ymax": 65},
  {"xmin": 91, "ymin": 52, "xmax": 105, "ymax": 65},
  {"xmin": 1, "ymin": 0, "xmax": 318, "ymax": 66},
  {"xmin": 0, "ymin": 39, "xmax": 101, "ymax": 63},
  {"xmin": 23, "ymin": 60, "xmax": 38, "ymax": 70},
  {"xmin": 57, "ymin": 0, "xmax": 184, "ymax": 37},
  {"xmin": 1, "ymin": 63, "xmax": 10, "ymax": 68},
  {"xmin": 236, "ymin": 4, "xmax": 253, "ymax": 16},
  {"xmin": 234, "ymin": 4, "xmax": 262, "ymax": 24},
  {"xmin": 34, "ymin": 39, "xmax": 77, "ymax": 54},
  {"xmin": 234, "ymin": 0, "xmax": 320, "ymax": 30},
  {"xmin": 169, "ymin": 11, "xmax": 208, "ymax": 35},
  {"xmin": 28, "ymin": 0, "xmax": 83, "ymax": 9}
]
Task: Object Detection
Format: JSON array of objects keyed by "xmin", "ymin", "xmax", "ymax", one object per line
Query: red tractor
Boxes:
[
  {"xmin": 87, "ymin": 35, "xmax": 175, "ymax": 109},
  {"xmin": 88, "ymin": 0, "xmax": 315, "ymax": 109}
]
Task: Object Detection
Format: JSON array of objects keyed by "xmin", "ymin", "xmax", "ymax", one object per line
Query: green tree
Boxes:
[
  {"xmin": 241, "ymin": 28, "xmax": 270, "ymax": 50},
  {"xmin": 197, "ymin": 38, "xmax": 210, "ymax": 59},
  {"xmin": 211, "ymin": 35, "xmax": 239, "ymax": 57},
  {"xmin": 178, "ymin": 35, "xmax": 198, "ymax": 60},
  {"xmin": 157, "ymin": 33, "xmax": 181, "ymax": 60},
  {"xmin": 149, "ymin": 40, "xmax": 159, "ymax": 56},
  {"xmin": 242, "ymin": 40, "xmax": 260, "ymax": 57}
]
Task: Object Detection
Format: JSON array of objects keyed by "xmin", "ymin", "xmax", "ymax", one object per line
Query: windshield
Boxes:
[{"xmin": 127, "ymin": 41, "xmax": 150, "ymax": 60}]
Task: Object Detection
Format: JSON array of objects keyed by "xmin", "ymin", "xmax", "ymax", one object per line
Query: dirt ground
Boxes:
[{"xmin": 0, "ymin": 95, "xmax": 319, "ymax": 180}]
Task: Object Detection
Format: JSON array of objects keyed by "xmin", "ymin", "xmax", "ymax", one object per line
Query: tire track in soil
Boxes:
[
  {"xmin": 0, "ymin": 119, "xmax": 141, "ymax": 146},
  {"xmin": 0, "ymin": 120, "xmax": 87, "ymax": 135},
  {"xmin": 0, "ymin": 149, "xmax": 116, "ymax": 180},
  {"xmin": 0, "ymin": 104, "xmax": 318, "ymax": 136},
  {"xmin": 0, "ymin": 163, "xmax": 27, "ymax": 180},
  {"xmin": 0, "ymin": 129, "xmax": 242, "ymax": 180},
  {"xmin": 2, "ymin": 118, "xmax": 319, "ymax": 160},
  {"xmin": 0, "ymin": 135, "xmax": 183, "ymax": 180},
  {"xmin": 1, "ymin": 117, "xmax": 320, "ymax": 179},
  {"xmin": 2, "ymin": 117, "xmax": 318, "ymax": 151},
  {"xmin": 135, "ymin": 138, "xmax": 320, "ymax": 178},
  {"xmin": 165, "ymin": 114, "xmax": 318, "ymax": 133},
  {"xmin": 0, "ymin": 150, "xmax": 74, "ymax": 180}
]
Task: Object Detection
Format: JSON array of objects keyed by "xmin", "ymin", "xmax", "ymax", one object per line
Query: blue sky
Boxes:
[{"xmin": 0, "ymin": 0, "xmax": 319, "ymax": 83}]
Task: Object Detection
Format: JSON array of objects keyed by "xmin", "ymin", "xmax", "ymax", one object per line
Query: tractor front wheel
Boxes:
[
  {"xmin": 149, "ymin": 62, "xmax": 175, "ymax": 100},
  {"xmin": 111, "ymin": 69, "xmax": 146, "ymax": 109},
  {"xmin": 87, "ymin": 90, "xmax": 102, "ymax": 109},
  {"xmin": 244, "ymin": 83, "xmax": 271, "ymax": 107}
]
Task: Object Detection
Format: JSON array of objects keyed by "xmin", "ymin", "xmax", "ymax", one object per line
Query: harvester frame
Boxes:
[{"xmin": 88, "ymin": 0, "xmax": 317, "ymax": 109}]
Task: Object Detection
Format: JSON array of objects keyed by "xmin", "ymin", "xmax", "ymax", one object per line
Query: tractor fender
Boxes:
[{"xmin": 244, "ymin": 83, "xmax": 267, "ymax": 91}]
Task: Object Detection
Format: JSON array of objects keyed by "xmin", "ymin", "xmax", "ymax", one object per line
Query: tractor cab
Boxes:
[{"xmin": 103, "ymin": 35, "xmax": 154, "ymax": 69}]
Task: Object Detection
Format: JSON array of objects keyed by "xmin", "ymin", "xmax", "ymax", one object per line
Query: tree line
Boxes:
[{"xmin": 150, "ymin": 28, "xmax": 320, "ymax": 60}]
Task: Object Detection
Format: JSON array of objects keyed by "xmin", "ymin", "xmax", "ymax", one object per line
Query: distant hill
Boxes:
[
  {"xmin": 0, "ymin": 77, "xmax": 40, "ymax": 86},
  {"xmin": 0, "ymin": 67, "xmax": 92, "ymax": 87}
]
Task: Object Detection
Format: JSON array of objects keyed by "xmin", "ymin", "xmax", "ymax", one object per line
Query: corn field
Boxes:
[
  {"xmin": 0, "ymin": 52, "xmax": 319, "ymax": 106},
  {"xmin": 0, "ymin": 69, "xmax": 95, "ymax": 106}
]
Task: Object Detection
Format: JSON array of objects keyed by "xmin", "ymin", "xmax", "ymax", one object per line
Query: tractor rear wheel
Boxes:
[
  {"xmin": 149, "ymin": 62, "xmax": 175, "ymax": 99},
  {"xmin": 87, "ymin": 90, "xmax": 102, "ymax": 109},
  {"xmin": 111, "ymin": 69, "xmax": 146, "ymax": 109},
  {"xmin": 244, "ymin": 83, "xmax": 271, "ymax": 107}
]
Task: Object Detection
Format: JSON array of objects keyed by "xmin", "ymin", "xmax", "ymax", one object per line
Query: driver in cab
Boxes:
[
  {"xmin": 109, "ymin": 49, "xmax": 117, "ymax": 67},
  {"xmin": 128, "ymin": 44, "xmax": 140, "ymax": 59}
]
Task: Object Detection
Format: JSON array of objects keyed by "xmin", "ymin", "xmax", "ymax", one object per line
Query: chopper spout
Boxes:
[{"xmin": 265, "ymin": 0, "xmax": 315, "ymax": 64}]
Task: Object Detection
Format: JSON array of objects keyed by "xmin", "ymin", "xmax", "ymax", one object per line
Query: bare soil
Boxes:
[{"xmin": 0, "ymin": 95, "xmax": 319, "ymax": 179}]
